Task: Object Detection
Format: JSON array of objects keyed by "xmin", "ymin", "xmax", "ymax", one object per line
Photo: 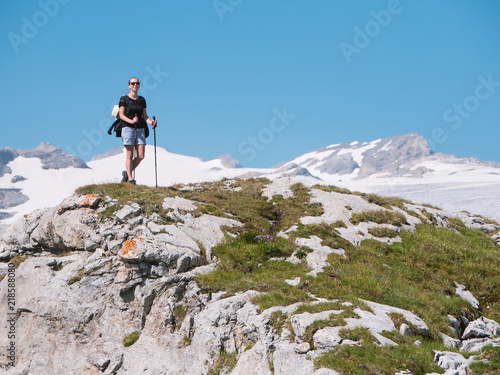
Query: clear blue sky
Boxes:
[{"xmin": 1, "ymin": 0, "xmax": 500, "ymax": 168}]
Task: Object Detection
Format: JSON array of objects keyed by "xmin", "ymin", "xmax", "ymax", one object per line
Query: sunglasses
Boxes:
[{"xmin": 130, "ymin": 82, "xmax": 140, "ymax": 86}]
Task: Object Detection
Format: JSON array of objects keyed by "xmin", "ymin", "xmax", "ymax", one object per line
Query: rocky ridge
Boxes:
[{"xmin": 0, "ymin": 178, "xmax": 499, "ymax": 374}]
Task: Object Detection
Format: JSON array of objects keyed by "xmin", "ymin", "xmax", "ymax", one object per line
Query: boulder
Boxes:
[
  {"xmin": 455, "ymin": 282, "xmax": 480, "ymax": 309},
  {"xmin": 461, "ymin": 317, "xmax": 500, "ymax": 340},
  {"xmin": 433, "ymin": 351, "xmax": 472, "ymax": 374}
]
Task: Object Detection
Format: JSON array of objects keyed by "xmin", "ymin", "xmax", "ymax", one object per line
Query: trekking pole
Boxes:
[
  {"xmin": 153, "ymin": 116, "xmax": 158, "ymax": 188},
  {"xmin": 133, "ymin": 115, "xmax": 137, "ymax": 183}
]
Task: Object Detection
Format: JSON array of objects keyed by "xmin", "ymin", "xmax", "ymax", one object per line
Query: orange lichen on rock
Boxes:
[
  {"xmin": 118, "ymin": 237, "xmax": 146, "ymax": 263},
  {"xmin": 57, "ymin": 194, "xmax": 101, "ymax": 215},
  {"xmin": 57, "ymin": 205, "xmax": 69, "ymax": 215},
  {"xmin": 82, "ymin": 194, "xmax": 99, "ymax": 207}
]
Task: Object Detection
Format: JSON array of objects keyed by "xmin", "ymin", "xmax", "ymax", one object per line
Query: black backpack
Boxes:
[{"xmin": 107, "ymin": 96, "xmax": 149, "ymax": 138}]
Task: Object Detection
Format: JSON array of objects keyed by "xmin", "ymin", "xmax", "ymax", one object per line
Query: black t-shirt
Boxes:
[{"xmin": 119, "ymin": 95, "xmax": 147, "ymax": 128}]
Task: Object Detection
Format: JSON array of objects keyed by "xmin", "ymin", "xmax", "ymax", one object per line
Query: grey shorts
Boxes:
[{"xmin": 122, "ymin": 127, "xmax": 146, "ymax": 146}]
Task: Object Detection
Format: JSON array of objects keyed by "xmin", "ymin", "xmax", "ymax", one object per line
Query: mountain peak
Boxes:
[
  {"xmin": 217, "ymin": 154, "xmax": 242, "ymax": 168},
  {"xmin": 19, "ymin": 142, "xmax": 88, "ymax": 170},
  {"xmin": 280, "ymin": 133, "xmax": 435, "ymax": 178}
]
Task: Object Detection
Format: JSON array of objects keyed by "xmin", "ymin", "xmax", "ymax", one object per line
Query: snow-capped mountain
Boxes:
[
  {"xmin": 1, "ymin": 134, "xmax": 499, "ymax": 232},
  {"xmin": 263, "ymin": 134, "xmax": 500, "ymax": 219},
  {"xmin": 273, "ymin": 133, "xmax": 500, "ymax": 179}
]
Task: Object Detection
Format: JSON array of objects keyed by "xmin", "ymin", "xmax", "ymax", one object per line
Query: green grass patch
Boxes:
[
  {"xmin": 314, "ymin": 328, "xmax": 446, "ymax": 375},
  {"xmin": 368, "ymin": 227, "xmax": 399, "ymax": 239},
  {"xmin": 312, "ymin": 185, "xmax": 353, "ymax": 195},
  {"xmin": 447, "ymin": 217, "xmax": 466, "ymax": 230},
  {"xmin": 123, "ymin": 331, "xmax": 140, "ymax": 347},
  {"xmin": 469, "ymin": 345, "xmax": 500, "ymax": 374},
  {"xmin": 351, "ymin": 210, "xmax": 408, "ymax": 226},
  {"xmin": 197, "ymin": 232, "xmax": 312, "ymax": 309},
  {"xmin": 207, "ymin": 350, "xmax": 238, "ymax": 375},
  {"xmin": 296, "ymin": 224, "xmax": 500, "ymax": 335},
  {"xmin": 362, "ymin": 193, "xmax": 411, "ymax": 210},
  {"xmin": 210, "ymin": 231, "xmax": 296, "ymax": 273}
]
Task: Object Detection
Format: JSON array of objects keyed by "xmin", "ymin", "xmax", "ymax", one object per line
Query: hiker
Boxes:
[{"xmin": 119, "ymin": 77, "xmax": 157, "ymax": 184}]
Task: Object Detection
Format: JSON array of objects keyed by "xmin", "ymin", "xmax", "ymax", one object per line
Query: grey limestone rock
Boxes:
[
  {"xmin": 460, "ymin": 337, "xmax": 500, "ymax": 353},
  {"xmin": 433, "ymin": 351, "xmax": 472, "ymax": 375},
  {"xmin": 461, "ymin": 317, "xmax": 500, "ymax": 340},
  {"xmin": 318, "ymin": 153, "xmax": 359, "ymax": 175},
  {"xmin": 455, "ymin": 282, "xmax": 480, "ymax": 310}
]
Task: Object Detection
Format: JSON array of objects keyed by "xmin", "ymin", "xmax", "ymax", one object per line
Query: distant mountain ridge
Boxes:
[
  {"xmin": 1, "ymin": 133, "xmax": 500, "ymax": 233},
  {"xmin": 0, "ymin": 142, "xmax": 88, "ymax": 178},
  {"xmin": 275, "ymin": 133, "xmax": 500, "ymax": 179}
]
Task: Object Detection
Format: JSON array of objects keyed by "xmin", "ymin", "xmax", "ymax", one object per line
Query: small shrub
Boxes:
[
  {"xmin": 294, "ymin": 246, "xmax": 313, "ymax": 259},
  {"xmin": 294, "ymin": 249, "xmax": 308, "ymax": 259}
]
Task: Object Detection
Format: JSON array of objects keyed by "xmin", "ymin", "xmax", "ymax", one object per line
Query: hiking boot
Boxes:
[
  {"xmin": 121, "ymin": 171, "xmax": 128, "ymax": 182},
  {"xmin": 128, "ymin": 179, "xmax": 136, "ymax": 185}
]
